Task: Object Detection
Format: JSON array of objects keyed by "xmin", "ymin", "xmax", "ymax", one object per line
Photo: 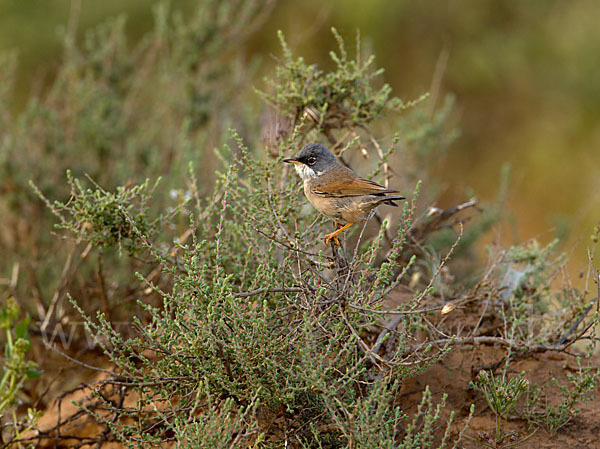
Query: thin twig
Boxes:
[
  {"xmin": 232, "ymin": 287, "xmax": 304, "ymax": 298},
  {"xmin": 348, "ymin": 297, "xmax": 470, "ymax": 316},
  {"xmin": 41, "ymin": 241, "xmax": 79, "ymax": 331},
  {"xmin": 403, "ymin": 335, "xmax": 579, "ymax": 356},
  {"xmin": 97, "ymin": 252, "xmax": 111, "ymax": 321},
  {"xmin": 255, "ymin": 228, "xmax": 334, "ymax": 260},
  {"xmin": 372, "ymin": 315, "xmax": 403, "ymax": 356},
  {"xmin": 428, "ymin": 46, "xmax": 449, "ymax": 117},
  {"xmin": 339, "ymin": 305, "xmax": 386, "ymax": 370},
  {"xmin": 556, "ymin": 296, "xmax": 599, "ymax": 347},
  {"xmin": 410, "ymin": 222, "xmax": 463, "ymax": 310}
]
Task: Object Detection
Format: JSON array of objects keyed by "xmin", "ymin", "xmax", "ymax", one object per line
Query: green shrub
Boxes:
[{"xmin": 25, "ymin": 18, "xmax": 471, "ymax": 447}]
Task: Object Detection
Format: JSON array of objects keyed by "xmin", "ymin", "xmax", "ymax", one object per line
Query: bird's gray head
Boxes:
[{"xmin": 283, "ymin": 143, "xmax": 339, "ymax": 180}]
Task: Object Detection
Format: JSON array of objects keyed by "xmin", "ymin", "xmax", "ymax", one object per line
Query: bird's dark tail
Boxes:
[{"xmin": 381, "ymin": 195, "xmax": 405, "ymax": 207}]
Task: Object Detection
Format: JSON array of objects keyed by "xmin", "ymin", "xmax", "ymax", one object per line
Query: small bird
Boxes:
[{"xmin": 284, "ymin": 143, "xmax": 405, "ymax": 245}]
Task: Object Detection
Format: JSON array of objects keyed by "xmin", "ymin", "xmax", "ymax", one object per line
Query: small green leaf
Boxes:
[
  {"xmin": 15, "ymin": 314, "xmax": 31, "ymax": 340},
  {"xmin": 26, "ymin": 368, "xmax": 44, "ymax": 379}
]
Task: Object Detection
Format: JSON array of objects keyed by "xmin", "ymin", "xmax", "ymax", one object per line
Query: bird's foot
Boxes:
[
  {"xmin": 323, "ymin": 222, "xmax": 355, "ymax": 247},
  {"xmin": 324, "ymin": 232, "xmax": 341, "ymax": 246}
]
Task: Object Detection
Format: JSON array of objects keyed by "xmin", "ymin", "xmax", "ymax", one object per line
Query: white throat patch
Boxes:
[{"xmin": 294, "ymin": 164, "xmax": 321, "ymax": 180}]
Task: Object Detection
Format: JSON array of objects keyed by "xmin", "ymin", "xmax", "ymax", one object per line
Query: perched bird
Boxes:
[{"xmin": 283, "ymin": 143, "xmax": 405, "ymax": 245}]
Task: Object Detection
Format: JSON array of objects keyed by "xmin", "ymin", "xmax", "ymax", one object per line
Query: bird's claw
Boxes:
[{"xmin": 324, "ymin": 233, "xmax": 341, "ymax": 246}]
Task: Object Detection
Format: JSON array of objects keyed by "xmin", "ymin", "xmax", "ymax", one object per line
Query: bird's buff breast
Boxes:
[{"xmin": 303, "ymin": 182, "xmax": 375, "ymax": 224}]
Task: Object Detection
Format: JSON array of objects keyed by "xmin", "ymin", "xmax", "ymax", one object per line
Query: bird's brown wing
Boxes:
[{"xmin": 311, "ymin": 168, "xmax": 400, "ymax": 198}]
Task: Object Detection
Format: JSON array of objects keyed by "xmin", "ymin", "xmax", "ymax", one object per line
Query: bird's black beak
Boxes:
[{"xmin": 283, "ymin": 158, "xmax": 299, "ymax": 164}]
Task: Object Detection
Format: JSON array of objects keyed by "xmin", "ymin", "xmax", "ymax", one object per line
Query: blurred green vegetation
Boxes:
[{"xmin": 1, "ymin": 0, "xmax": 599, "ymax": 274}]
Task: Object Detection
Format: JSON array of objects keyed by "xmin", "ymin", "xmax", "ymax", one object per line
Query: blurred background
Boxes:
[{"xmin": 1, "ymin": 0, "xmax": 599, "ymax": 278}]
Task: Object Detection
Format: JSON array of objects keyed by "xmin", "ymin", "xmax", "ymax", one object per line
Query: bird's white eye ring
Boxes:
[{"xmin": 307, "ymin": 157, "xmax": 316, "ymax": 166}]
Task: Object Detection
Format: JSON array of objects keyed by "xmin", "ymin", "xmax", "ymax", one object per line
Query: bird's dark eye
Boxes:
[{"xmin": 307, "ymin": 157, "xmax": 317, "ymax": 166}]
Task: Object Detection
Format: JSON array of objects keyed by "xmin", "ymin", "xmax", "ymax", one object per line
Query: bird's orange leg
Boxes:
[
  {"xmin": 327, "ymin": 223, "xmax": 342, "ymax": 246},
  {"xmin": 324, "ymin": 222, "xmax": 355, "ymax": 246}
]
